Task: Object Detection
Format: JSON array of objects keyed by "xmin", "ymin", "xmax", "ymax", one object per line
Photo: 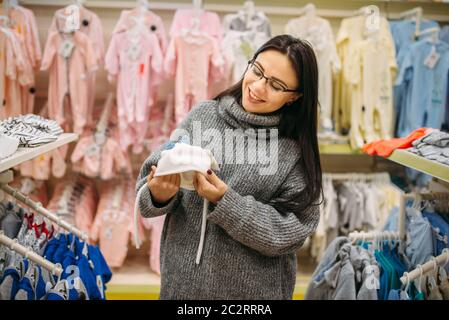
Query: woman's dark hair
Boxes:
[{"xmin": 215, "ymin": 34, "xmax": 322, "ymax": 212}]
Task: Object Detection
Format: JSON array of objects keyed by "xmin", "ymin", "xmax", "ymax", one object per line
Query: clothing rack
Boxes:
[
  {"xmin": 396, "ymin": 188, "xmax": 449, "ymax": 241},
  {"xmin": 0, "ymin": 231, "xmax": 63, "ymax": 277},
  {"xmin": 18, "ymin": 1, "xmax": 449, "ymax": 23},
  {"xmin": 0, "ymin": 175, "xmax": 88, "ymax": 241},
  {"xmin": 400, "ymin": 249, "xmax": 449, "ymax": 285},
  {"xmin": 349, "ymin": 230, "xmax": 400, "ymax": 242}
]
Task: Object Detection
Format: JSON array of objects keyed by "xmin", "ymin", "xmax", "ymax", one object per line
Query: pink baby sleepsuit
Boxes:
[
  {"xmin": 105, "ymin": 29, "xmax": 163, "ymax": 152},
  {"xmin": 91, "ymin": 181, "xmax": 142, "ymax": 268},
  {"xmin": 164, "ymin": 32, "xmax": 224, "ymax": 124},
  {"xmin": 47, "ymin": 177, "xmax": 98, "ymax": 236},
  {"xmin": 70, "ymin": 131, "xmax": 130, "ymax": 180},
  {"xmin": 19, "ymin": 147, "xmax": 67, "ymax": 181},
  {"xmin": 0, "ymin": 28, "xmax": 32, "ymax": 119},
  {"xmin": 41, "ymin": 16, "xmax": 98, "ymax": 134},
  {"xmin": 0, "ymin": 6, "xmax": 40, "ymax": 115},
  {"xmin": 49, "ymin": 6, "xmax": 104, "ymax": 127}
]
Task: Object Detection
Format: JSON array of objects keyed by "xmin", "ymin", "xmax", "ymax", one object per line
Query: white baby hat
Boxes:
[
  {"xmin": 154, "ymin": 143, "xmax": 219, "ymax": 189},
  {"xmin": 134, "ymin": 142, "xmax": 219, "ymax": 265}
]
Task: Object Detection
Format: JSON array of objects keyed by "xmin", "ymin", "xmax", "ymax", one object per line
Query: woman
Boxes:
[{"xmin": 136, "ymin": 35, "xmax": 322, "ymax": 299}]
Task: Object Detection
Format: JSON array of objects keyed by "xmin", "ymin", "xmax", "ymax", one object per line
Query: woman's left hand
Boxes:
[{"xmin": 193, "ymin": 170, "xmax": 228, "ymax": 205}]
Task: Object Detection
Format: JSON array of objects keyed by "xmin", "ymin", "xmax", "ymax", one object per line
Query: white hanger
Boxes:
[
  {"xmin": 401, "ymin": 272, "xmax": 411, "ymax": 299},
  {"xmin": 192, "ymin": 0, "xmax": 203, "ymax": 14},
  {"xmin": 242, "ymin": 1, "xmax": 255, "ymax": 28},
  {"xmin": 400, "ymin": 7, "xmax": 423, "ymax": 39},
  {"xmin": 418, "ymin": 26, "xmax": 440, "ymax": 44},
  {"xmin": 300, "ymin": 3, "xmax": 316, "ymax": 17},
  {"xmin": 72, "ymin": 0, "xmax": 85, "ymax": 7},
  {"xmin": 137, "ymin": 0, "xmax": 149, "ymax": 17},
  {"xmin": 416, "ymin": 264, "xmax": 424, "ymax": 294}
]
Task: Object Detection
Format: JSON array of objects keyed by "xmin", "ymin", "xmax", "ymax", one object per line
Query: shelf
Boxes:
[
  {"xmin": 319, "ymin": 143, "xmax": 362, "ymax": 155},
  {"xmin": 0, "ymin": 133, "xmax": 78, "ymax": 173},
  {"xmin": 387, "ymin": 149, "xmax": 449, "ymax": 183}
]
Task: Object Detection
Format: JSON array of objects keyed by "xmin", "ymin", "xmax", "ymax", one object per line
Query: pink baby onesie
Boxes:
[
  {"xmin": 19, "ymin": 147, "xmax": 67, "ymax": 181},
  {"xmin": 70, "ymin": 131, "xmax": 130, "ymax": 180},
  {"xmin": 105, "ymin": 29, "xmax": 163, "ymax": 152},
  {"xmin": 47, "ymin": 177, "xmax": 98, "ymax": 236},
  {"xmin": 0, "ymin": 6, "xmax": 40, "ymax": 115},
  {"xmin": 41, "ymin": 16, "xmax": 98, "ymax": 134},
  {"xmin": 91, "ymin": 182, "xmax": 130, "ymax": 267},
  {"xmin": 165, "ymin": 32, "xmax": 224, "ymax": 124},
  {"xmin": 141, "ymin": 214, "xmax": 165, "ymax": 275},
  {"xmin": 49, "ymin": 6, "xmax": 104, "ymax": 127},
  {"xmin": 0, "ymin": 29, "xmax": 32, "ymax": 119}
]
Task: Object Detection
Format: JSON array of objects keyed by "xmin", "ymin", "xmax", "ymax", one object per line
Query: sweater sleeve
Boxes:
[{"xmin": 208, "ymin": 162, "xmax": 320, "ymax": 257}]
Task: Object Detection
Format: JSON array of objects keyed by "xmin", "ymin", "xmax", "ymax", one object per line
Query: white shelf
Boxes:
[
  {"xmin": 0, "ymin": 133, "xmax": 78, "ymax": 173},
  {"xmin": 387, "ymin": 149, "xmax": 449, "ymax": 183}
]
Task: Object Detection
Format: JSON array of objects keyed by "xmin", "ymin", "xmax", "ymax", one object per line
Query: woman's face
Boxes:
[{"xmin": 241, "ymin": 50, "xmax": 301, "ymax": 114}]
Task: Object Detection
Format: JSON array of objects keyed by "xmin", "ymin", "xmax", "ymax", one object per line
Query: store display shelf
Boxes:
[
  {"xmin": 0, "ymin": 133, "xmax": 78, "ymax": 173},
  {"xmin": 319, "ymin": 142, "xmax": 361, "ymax": 155},
  {"xmin": 387, "ymin": 149, "xmax": 449, "ymax": 183}
]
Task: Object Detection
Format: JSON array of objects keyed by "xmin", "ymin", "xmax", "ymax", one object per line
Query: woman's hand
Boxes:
[
  {"xmin": 147, "ymin": 165, "xmax": 180, "ymax": 204},
  {"xmin": 193, "ymin": 170, "xmax": 228, "ymax": 205}
]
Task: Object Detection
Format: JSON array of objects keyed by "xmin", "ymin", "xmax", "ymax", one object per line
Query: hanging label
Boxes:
[
  {"xmin": 424, "ymin": 46, "xmax": 440, "ymax": 69},
  {"xmin": 59, "ymin": 39, "xmax": 75, "ymax": 59}
]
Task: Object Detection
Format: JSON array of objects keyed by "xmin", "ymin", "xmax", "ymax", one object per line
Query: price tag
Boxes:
[{"xmin": 424, "ymin": 46, "xmax": 440, "ymax": 69}]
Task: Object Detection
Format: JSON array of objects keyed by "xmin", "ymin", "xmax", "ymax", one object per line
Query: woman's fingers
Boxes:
[
  {"xmin": 174, "ymin": 173, "xmax": 181, "ymax": 187},
  {"xmin": 147, "ymin": 165, "xmax": 157, "ymax": 183}
]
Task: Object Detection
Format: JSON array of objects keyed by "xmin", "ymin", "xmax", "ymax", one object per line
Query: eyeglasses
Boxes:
[{"xmin": 246, "ymin": 60, "xmax": 299, "ymax": 93}]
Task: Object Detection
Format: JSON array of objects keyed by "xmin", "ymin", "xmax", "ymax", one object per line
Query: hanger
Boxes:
[
  {"xmin": 136, "ymin": 0, "xmax": 149, "ymax": 17},
  {"xmin": 400, "ymin": 7, "xmax": 423, "ymax": 40},
  {"xmin": 192, "ymin": 0, "xmax": 203, "ymax": 15},
  {"xmin": 242, "ymin": 1, "xmax": 256, "ymax": 28},
  {"xmin": 418, "ymin": 26, "xmax": 441, "ymax": 44},
  {"xmin": 73, "ymin": 0, "xmax": 85, "ymax": 7},
  {"xmin": 415, "ymin": 264, "xmax": 425, "ymax": 295},
  {"xmin": 401, "ymin": 272, "xmax": 411, "ymax": 299}
]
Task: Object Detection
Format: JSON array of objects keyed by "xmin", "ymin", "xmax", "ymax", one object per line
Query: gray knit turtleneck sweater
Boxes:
[{"xmin": 136, "ymin": 96, "xmax": 319, "ymax": 300}]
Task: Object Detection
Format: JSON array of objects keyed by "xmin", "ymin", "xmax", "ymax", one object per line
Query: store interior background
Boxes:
[{"xmin": 8, "ymin": 0, "xmax": 449, "ymax": 299}]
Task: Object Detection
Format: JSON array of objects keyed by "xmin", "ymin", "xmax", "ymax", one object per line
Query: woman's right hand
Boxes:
[{"xmin": 147, "ymin": 165, "xmax": 181, "ymax": 204}]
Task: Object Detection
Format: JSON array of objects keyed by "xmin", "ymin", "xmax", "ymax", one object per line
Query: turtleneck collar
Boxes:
[{"xmin": 217, "ymin": 96, "xmax": 281, "ymax": 131}]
